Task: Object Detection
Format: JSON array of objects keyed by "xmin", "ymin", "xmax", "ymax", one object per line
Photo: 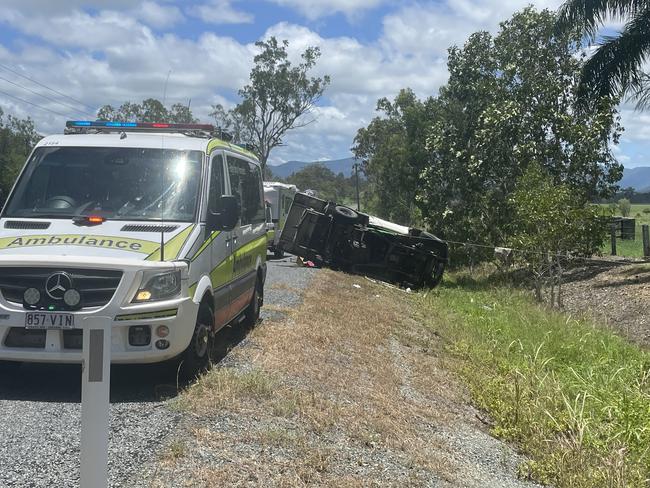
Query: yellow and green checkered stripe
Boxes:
[
  {"xmin": 146, "ymin": 225, "xmax": 196, "ymax": 261},
  {"xmin": 189, "ymin": 234, "xmax": 267, "ymax": 298}
]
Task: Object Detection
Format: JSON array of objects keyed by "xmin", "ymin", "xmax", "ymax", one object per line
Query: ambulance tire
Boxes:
[
  {"xmin": 180, "ymin": 302, "xmax": 213, "ymax": 379},
  {"xmin": 243, "ymin": 276, "xmax": 263, "ymax": 328}
]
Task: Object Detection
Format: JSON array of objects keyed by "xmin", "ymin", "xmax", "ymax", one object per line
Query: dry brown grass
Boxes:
[{"xmin": 152, "ymin": 270, "xmax": 471, "ymax": 487}]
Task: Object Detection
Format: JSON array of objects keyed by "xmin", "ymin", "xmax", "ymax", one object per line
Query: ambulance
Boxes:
[
  {"xmin": 263, "ymin": 181, "xmax": 297, "ymax": 258},
  {"xmin": 0, "ymin": 121, "xmax": 267, "ymax": 376}
]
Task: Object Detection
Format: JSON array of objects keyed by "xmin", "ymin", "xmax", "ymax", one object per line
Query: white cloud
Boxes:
[
  {"xmin": 187, "ymin": 0, "xmax": 254, "ymax": 24},
  {"xmin": 135, "ymin": 1, "xmax": 184, "ymax": 28},
  {"xmin": 382, "ymin": 0, "xmax": 563, "ymax": 58},
  {"xmin": 0, "ymin": 0, "xmax": 644, "ymax": 169},
  {"xmin": 267, "ymin": 0, "xmax": 386, "ymax": 20}
]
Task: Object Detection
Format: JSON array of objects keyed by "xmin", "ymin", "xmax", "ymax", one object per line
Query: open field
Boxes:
[{"xmin": 599, "ymin": 203, "xmax": 650, "ymax": 257}]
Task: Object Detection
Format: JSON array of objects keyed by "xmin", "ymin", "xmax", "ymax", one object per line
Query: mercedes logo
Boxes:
[{"xmin": 45, "ymin": 272, "xmax": 74, "ymax": 300}]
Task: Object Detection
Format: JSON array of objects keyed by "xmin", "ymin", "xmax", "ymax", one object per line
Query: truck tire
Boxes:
[
  {"xmin": 274, "ymin": 248, "xmax": 284, "ymax": 259},
  {"xmin": 332, "ymin": 205, "xmax": 359, "ymax": 223},
  {"xmin": 179, "ymin": 302, "xmax": 213, "ymax": 379},
  {"xmin": 243, "ymin": 276, "xmax": 263, "ymax": 328},
  {"xmin": 427, "ymin": 260, "xmax": 445, "ymax": 288}
]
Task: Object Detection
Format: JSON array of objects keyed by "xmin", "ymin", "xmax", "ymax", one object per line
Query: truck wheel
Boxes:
[
  {"xmin": 427, "ymin": 260, "xmax": 445, "ymax": 288},
  {"xmin": 274, "ymin": 248, "xmax": 284, "ymax": 259},
  {"xmin": 243, "ymin": 277, "xmax": 263, "ymax": 328},
  {"xmin": 332, "ymin": 205, "xmax": 359, "ymax": 223},
  {"xmin": 180, "ymin": 303, "xmax": 213, "ymax": 379}
]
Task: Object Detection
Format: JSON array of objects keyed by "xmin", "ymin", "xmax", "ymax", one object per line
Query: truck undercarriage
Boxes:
[{"xmin": 278, "ymin": 193, "xmax": 448, "ymax": 289}]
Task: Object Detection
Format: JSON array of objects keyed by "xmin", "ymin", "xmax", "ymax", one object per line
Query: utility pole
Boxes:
[{"xmin": 353, "ymin": 162, "xmax": 360, "ymax": 211}]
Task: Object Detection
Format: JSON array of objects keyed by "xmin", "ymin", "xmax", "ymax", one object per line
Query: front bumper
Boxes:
[{"xmin": 0, "ymin": 255, "xmax": 198, "ymax": 364}]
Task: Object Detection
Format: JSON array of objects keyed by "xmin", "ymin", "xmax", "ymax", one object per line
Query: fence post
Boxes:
[
  {"xmin": 643, "ymin": 225, "xmax": 650, "ymax": 258},
  {"xmin": 610, "ymin": 224, "xmax": 617, "ymax": 256}
]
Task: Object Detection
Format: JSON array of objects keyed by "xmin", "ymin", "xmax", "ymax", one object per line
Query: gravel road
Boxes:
[{"xmin": 0, "ymin": 256, "xmax": 314, "ymax": 488}]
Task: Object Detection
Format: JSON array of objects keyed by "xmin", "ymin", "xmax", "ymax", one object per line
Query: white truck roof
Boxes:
[{"xmin": 263, "ymin": 181, "xmax": 298, "ymax": 191}]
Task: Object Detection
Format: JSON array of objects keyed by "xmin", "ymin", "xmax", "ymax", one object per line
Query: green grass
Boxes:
[
  {"xmin": 419, "ymin": 271, "xmax": 650, "ymax": 487},
  {"xmin": 599, "ymin": 204, "xmax": 650, "ymax": 258}
]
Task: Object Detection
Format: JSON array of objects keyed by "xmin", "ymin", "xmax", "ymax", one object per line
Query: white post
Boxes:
[{"xmin": 80, "ymin": 316, "xmax": 112, "ymax": 488}]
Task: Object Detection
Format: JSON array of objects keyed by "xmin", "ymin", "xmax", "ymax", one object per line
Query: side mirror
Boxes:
[{"xmin": 207, "ymin": 195, "xmax": 240, "ymax": 232}]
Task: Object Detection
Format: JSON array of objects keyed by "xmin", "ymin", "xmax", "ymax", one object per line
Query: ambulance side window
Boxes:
[
  {"xmin": 227, "ymin": 156, "xmax": 264, "ymax": 225},
  {"xmin": 208, "ymin": 154, "xmax": 225, "ymax": 213}
]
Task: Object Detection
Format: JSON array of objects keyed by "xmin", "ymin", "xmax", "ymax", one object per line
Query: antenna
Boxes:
[{"xmin": 160, "ymin": 69, "xmax": 172, "ymax": 262}]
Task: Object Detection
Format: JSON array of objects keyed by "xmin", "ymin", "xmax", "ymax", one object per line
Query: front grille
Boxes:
[
  {"xmin": 63, "ymin": 329, "xmax": 82, "ymax": 349},
  {"xmin": 5, "ymin": 328, "xmax": 45, "ymax": 348},
  {"xmin": 0, "ymin": 267, "xmax": 123, "ymax": 309},
  {"xmin": 4, "ymin": 220, "xmax": 50, "ymax": 229},
  {"xmin": 121, "ymin": 224, "xmax": 179, "ymax": 233}
]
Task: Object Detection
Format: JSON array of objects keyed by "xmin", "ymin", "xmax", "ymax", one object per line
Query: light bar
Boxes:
[{"xmin": 66, "ymin": 120, "xmax": 214, "ymax": 131}]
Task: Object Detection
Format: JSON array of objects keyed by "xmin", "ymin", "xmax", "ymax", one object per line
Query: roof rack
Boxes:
[{"xmin": 64, "ymin": 120, "xmax": 217, "ymax": 138}]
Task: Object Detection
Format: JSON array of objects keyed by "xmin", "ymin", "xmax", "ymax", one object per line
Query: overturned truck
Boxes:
[{"xmin": 278, "ymin": 193, "xmax": 448, "ymax": 289}]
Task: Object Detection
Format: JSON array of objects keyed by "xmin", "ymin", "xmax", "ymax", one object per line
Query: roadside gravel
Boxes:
[
  {"xmin": 0, "ymin": 255, "xmax": 312, "ymax": 488},
  {"xmin": 142, "ymin": 267, "xmax": 541, "ymax": 487}
]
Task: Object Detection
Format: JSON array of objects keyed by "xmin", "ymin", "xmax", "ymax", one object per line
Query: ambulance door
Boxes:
[
  {"xmin": 226, "ymin": 154, "xmax": 265, "ymax": 319},
  {"xmin": 207, "ymin": 152, "xmax": 233, "ymax": 329}
]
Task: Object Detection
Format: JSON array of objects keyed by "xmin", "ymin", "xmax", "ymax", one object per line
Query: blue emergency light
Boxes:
[{"xmin": 66, "ymin": 121, "xmax": 214, "ymax": 131}]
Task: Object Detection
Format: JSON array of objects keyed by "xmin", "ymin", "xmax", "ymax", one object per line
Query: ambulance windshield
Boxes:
[{"xmin": 4, "ymin": 147, "xmax": 203, "ymax": 222}]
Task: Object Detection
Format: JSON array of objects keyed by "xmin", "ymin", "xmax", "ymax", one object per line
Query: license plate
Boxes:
[{"xmin": 25, "ymin": 312, "xmax": 75, "ymax": 329}]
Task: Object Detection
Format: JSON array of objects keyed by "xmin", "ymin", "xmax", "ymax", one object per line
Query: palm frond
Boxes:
[
  {"xmin": 577, "ymin": 7, "xmax": 650, "ymax": 106},
  {"xmin": 628, "ymin": 72, "xmax": 650, "ymax": 109},
  {"xmin": 557, "ymin": 0, "xmax": 647, "ymax": 37}
]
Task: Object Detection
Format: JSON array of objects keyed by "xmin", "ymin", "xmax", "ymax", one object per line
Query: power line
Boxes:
[
  {"xmin": 0, "ymin": 87, "xmax": 74, "ymax": 119},
  {"xmin": 0, "ymin": 62, "xmax": 97, "ymax": 114},
  {"xmin": 0, "ymin": 75, "xmax": 95, "ymax": 118}
]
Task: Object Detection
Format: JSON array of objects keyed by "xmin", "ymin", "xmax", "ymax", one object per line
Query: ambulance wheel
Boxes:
[
  {"xmin": 243, "ymin": 277, "xmax": 263, "ymax": 328},
  {"xmin": 332, "ymin": 205, "xmax": 359, "ymax": 223},
  {"xmin": 180, "ymin": 303, "xmax": 213, "ymax": 379}
]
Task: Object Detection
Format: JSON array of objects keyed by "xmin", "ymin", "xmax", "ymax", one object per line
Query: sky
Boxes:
[{"xmin": 0, "ymin": 0, "xmax": 646, "ymax": 168}]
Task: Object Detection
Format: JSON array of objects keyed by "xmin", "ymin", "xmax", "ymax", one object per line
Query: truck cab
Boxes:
[
  {"xmin": 0, "ymin": 121, "xmax": 267, "ymax": 376},
  {"xmin": 263, "ymin": 181, "xmax": 297, "ymax": 259}
]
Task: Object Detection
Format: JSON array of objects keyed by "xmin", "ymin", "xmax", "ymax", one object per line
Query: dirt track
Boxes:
[
  {"xmin": 562, "ymin": 261, "xmax": 650, "ymax": 347},
  {"xmin": 142, "ymin": 264, "xmax": 540, "ymax": 487}
]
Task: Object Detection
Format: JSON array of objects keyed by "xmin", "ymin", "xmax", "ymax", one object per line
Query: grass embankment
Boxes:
[
  {"xmin": 422, "ymin": 271, "xmax": 650, "ymax": 487},
  {"xmin": 154, "ymin": 270, "xmax": 468, "ymax": 487}
]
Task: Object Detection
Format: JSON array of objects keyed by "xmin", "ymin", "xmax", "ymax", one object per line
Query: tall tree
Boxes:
[
  {"xmin": 421, "ymin": 7, "xmax": 622, "ymax": 247},
  {"xmin": 0, "ymin": 108, "xmax": 41, "ymax": 199},
  {"xmin": 211, "ymin": 37, "xmax": 330, "ymax": 172},
  {"xmin": 353, "ymin": 89, "xmax": 437, "ymax": 225},
  {"xmin": 97, "ymin": 98, "xmax": 197, "ymax": 123},
  {"xmin": 557, "ymin": 0, "xmax": 650, "ymax": 108}
]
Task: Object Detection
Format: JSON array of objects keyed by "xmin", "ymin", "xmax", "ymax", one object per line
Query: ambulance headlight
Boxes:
[{"xmin": 133, "ymin": 270, "xmax": 181, "ymax": 302}]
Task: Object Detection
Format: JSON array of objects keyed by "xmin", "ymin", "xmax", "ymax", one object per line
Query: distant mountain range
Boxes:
[
  {"xmin": 269, "ymin": 161, "xmax": 650, "ymax": 191},
  {"xmin": 620, "ymin": 167, "xmax": 650, "ymax": 192},
  {"xmin": 269, "ymin": 157, "xmax": 359, "ymax": 179}
]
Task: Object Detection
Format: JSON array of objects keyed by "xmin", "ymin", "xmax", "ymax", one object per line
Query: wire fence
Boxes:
[{"xmin": 444, "ymin": 239, "xmax": 645, "ymax": 267}]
